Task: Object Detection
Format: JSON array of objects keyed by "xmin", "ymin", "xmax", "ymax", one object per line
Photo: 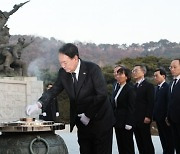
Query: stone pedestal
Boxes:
[{"xmin": 0, "ymin": 77, "xmax": 43, "ymax": 122}]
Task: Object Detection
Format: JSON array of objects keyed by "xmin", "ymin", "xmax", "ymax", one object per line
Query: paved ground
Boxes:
[{"xmin": 56, "ymin": 125, "xmax": 162, "ymax": 154}]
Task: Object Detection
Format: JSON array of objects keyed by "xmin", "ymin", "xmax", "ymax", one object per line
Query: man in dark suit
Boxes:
[
  {"xmin": 168, "ymin": 59, "xmax": 180, "ymax": 154},
  {"xmin": 40, "ymin": 83, "xmax": 59, "ymax": 122},
  {"xmin": 153, "ymin": 68, "xmax": 174, "ymax": 154},
  {"xmin": 132, "ymin": 65, "xmax": 155, "ymax": 154},
  {"xmin": 26, "ymin": 43, "xmax": 115, "ymax": 154}
]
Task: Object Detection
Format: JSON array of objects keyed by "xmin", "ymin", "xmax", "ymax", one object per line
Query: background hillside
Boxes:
[{"xmin": 10, "ymin": 35, "xmax": 180, "ymax": 77}]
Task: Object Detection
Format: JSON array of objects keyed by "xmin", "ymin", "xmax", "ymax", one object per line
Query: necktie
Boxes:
[
  {"xmin": 135, "ymin": 83, "xmax": 139, "ymax": 89},
  {"xmin": 72, "ymin": 73, "xmax": 78, "ymax": 94},
  {"xmin": 171, "ymin": 79, "xmax": 177, "ymax": 93},
  {"xmin": 155, "ymin": 86, "xmax": 160, "ymax": 99}
]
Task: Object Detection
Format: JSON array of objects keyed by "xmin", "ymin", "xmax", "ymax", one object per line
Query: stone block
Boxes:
[{"xmin": 0, "ymin": 77, "xmax": 43, "ymax": 122}]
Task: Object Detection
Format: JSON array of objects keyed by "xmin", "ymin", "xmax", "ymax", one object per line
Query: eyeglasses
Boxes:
[
  {"xmin": 169, "ymin": 66, "xmax": 177, "ymax": 70},
  {"xmin": 132, "ymin": 69, "xmax": 141, "ymax": 73}
]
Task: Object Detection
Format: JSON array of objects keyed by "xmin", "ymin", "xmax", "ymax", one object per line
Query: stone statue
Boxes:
[
  {"xmin": 0, "ymin": 1, "xmax": 31, "ymax": 76},
  {"xmin": 0, "ymin": 37, "xmax": 34, "ymax": 76},
  {"xmin": 0, "ymin": 1, "xmax": 30, "ymax": 29},
  {"xmin": 0, "ymin": 26, "xmax": 10, "ymax": 44}
]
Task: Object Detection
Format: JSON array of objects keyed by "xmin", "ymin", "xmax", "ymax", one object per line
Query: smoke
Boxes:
[{"xmin": 27, "ymin": 57, "xmax": 45, "ymax": 78}]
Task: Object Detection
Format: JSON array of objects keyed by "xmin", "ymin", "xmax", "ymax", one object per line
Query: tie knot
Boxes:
[
  {"xmin": 116, "ymin": 83, "xmax": 120, "ymax": 89},
  {"xmin": 72, "ymin": 72, "xmax": 78, "ymax": 83},
  {"xmin": 72, "ymin": 72, "xmax": 76, "ymax": 78},
  {"xmin": 173, "ymin": 78, "xmax": 177, "ymax": 83},
  {"xmin": 135, "ymin": 83, "xmax": 139, "ymax": 88}
]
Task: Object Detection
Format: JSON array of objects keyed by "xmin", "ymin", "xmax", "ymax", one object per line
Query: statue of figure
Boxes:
[
  {"xmin": 0, "ymin": 1, "xmax": 30, "ymax": 30},
  {"xmin": 0, "ymin": 37, "xmax": 34, "ymax": 76},
  {"xmin": 0, "ymin": 1, "xmax": 31, "ymax": 76},
  {"xmin": 0, "ymin": 26, "xmax": 10, "ymax": 45}
]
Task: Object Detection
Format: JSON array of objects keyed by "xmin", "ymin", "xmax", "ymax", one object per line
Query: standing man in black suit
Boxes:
[
  {"xmin": 153, "ymin": 68, "xmax": 174, "ymax": 154},
  {"xmin": 40, "ymin": 83, "xmax": 60, "ymax": 122},
  {"xmin": 132, "ymin": 65, "xmax": 155, "ymax": 154},
  {"xmin": 168, "ymin": 59, "xmax": 180, "ymax": 154},
  {"xmin": 26, "ymin": 43, "xmax": 115, "ymax": 154},
  {"xmin": 113, "ymin": 67, "xmax": 135, "ymax": 154}
]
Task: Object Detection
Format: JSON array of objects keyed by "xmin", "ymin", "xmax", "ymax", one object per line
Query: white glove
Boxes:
[
  {"xmin": 42, "ymin": 112, "xmax": 47, "ymax": 116},
  {"xmin": 78, "ymin": 113, "xmax": 90, "ymax": 126},
  {"xmin": 125, "ymin": 124, "xmax": 132, "ymax": 130},
  {"xmin": 26, "ymin": 102, "xmax": 41, "ymax": 115},
  {"xmin": 56, "ymin": 112, "xmax": 59, "ymax": 117}
]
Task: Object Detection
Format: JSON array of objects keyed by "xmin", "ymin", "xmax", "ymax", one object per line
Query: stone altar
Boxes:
[{"xmin": 0, "ymin": 77, "xmax": 43, "ymax": 122}]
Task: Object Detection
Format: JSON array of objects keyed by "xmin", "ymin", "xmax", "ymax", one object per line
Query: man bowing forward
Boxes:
[{"xmin": 26, "ymin": 43, "xmax": 115, "ymax": 154}]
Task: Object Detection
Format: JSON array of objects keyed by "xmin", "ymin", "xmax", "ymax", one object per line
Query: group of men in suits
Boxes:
[
  {"xmin": 25, "ymin": 42, "xmax": 180, "ymax": 154},
  {"xmin": 151, "ymin": 59, "xmax": 180, "ymax": 154},
  {"xmin": 112, "ymin": 64, "xmax": 155, "ymax": 154},
  {"xmin": 112, "ymin": 59, "xmax": 180, "ymax": 154}
]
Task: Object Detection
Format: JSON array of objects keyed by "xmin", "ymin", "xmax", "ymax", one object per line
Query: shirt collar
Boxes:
[
  {"xmin": 174, "ymin": 75, "xmax": 180, "ymax": 80},
  {"xmin": 136, "ymin": 78, "xmax": 145, "ymax": 85},
  {"xmin": 120, "ymin": 83, "xmax": 126, "ymax": 87},
  {"xmin": 158, "ymin": 80, "xmax": 165, "ymax": 88},
  {"xmin": 74, "ymin": 59, "xmax": 81, "ymax": 79}
]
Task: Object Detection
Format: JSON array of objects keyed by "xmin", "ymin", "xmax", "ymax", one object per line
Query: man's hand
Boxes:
[
  {"xmin": 144, "ymin": 117, "xmax": 151, "ymax": 124},
  {"xmin": 78, "ymin": 113, "xmax": 90, "ymax": 126},
  {"xmin": 125, "ymin": 124, "xmax": 132, "ymax": 130},
  {"xmin": 56, "ymin": 112, "xmax": 60, "ymax": 117},
  {"xmin": 42, "ymin": 112, "xmax": 47, "ymax": 116},
  {"xmin": 26, "ymin": 102, "xmax": 41, "ymax": 115}
]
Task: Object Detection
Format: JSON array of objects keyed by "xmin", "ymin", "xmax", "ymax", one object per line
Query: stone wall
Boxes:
[{"xmin": 0, "ymin": 77, "xmax": 43, "ymax": 122}]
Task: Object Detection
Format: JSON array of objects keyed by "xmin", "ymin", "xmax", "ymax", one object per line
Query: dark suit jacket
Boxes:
[
  {"xmin": 41, "ymin": 97, "xmax": 59, "ymax": 121},
  {"xmin": 153, "ymin": 82, "xmax": 169, "ymax": 121},
  {"xmin": 168, "ymin": 79, "xmax": 180, "ymax": 123},
  {"xmin": 111, "ymin": 81, "xmax": 118, "ymax": 109},
  {"xmin": 134, "ymin": 80, "xmax": 155, "ymax": 124},
  {"xmin": 38, "ymin": 60, "xmax": 115, "ymax": 132},
  {"xmin": 114, "ymin": 84, "xmax": 136, "ymax": 128}
]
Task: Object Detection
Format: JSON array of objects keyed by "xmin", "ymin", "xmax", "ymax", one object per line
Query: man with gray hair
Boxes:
[
  {"xmin": 132, "ymin": 64, "xmax": 155, "ymax": 154},
  {"xmin": 168, "ymin": 59, "xmax": 180, "ymax": 154}
]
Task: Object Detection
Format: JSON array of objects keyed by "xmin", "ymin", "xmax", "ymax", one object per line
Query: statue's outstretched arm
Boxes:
[
  {"xmin": 8, "ymin": 1, "xmax": 30, "ymax": 16},
  {"xmin": 23, "ymin": 38, "xmax": 34, "ymax": 48}
]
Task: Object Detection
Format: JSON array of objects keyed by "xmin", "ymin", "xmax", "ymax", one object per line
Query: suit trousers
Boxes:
[
  {"xmin": 134, "ymin": 123, "xmax": 155, "ymax": 154},
  {"xmin": 156, "ymin": 120, "xmax": 174, "ymax": 154},
  {"xmin": 171, "ymin": 121, "xmax": 180, "ymax": 154},
  {"xmin": 76, "ymin": 121, "xmax": 113, "ymax": 154},
  {"xmin": 114, "ymin": 127, "xmax": 135, "ymax": 154}
]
